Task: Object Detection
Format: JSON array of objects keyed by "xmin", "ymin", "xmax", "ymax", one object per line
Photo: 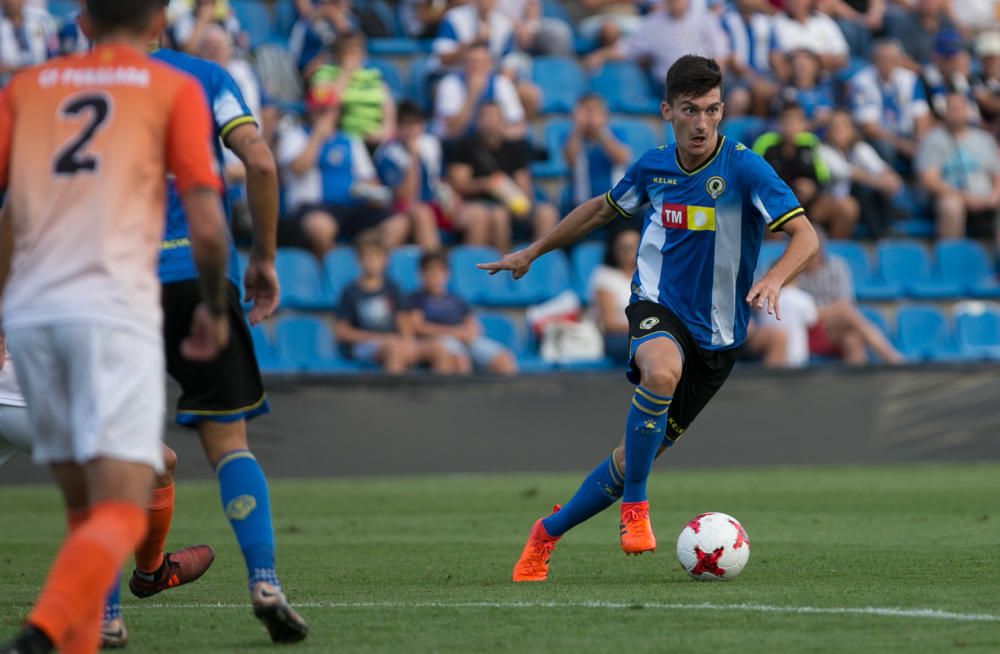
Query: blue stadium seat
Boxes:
[
  {"xmin": 274, "ymin": 315, "xmax": 359, "ymax": 372},
  {"xmin": 49, "ymin": 0, "xmax": 78, "ymax": 20},
  {"xmin": 449, "ymin": 246, "xmax": 503, "ymax": 304},
  {"xmin": 387, "ymin": 246, "xmax": 423, "ymax": 295},
  {"xmin": 232, "ymin": 0, "xmax": 279, "ymax": 47},
  {"xmin": 532, "ymin": 56, "xmax": 585, "ymax": 113},
  {"xmin": 323, "ymin": 249, "xmax": 361, "ymax": 306},
  {"xmin": 368, "ymin": 38, "xmax": 421, "ymax": 56},
  {"xmin": 571, "ymin": 241, "xmax": 606, "ymax": 301},
  {"xmin": 531, "ymin": 118, "xmax": 572, "ymax": 179},
  {"xmin": 663, "ymin": 123, "xmax": 676, "ymax": 146},
  {"xmin": 487, "ymin": 250, "xmax": 572, "ymax": 306},
  {"xmin": 588, "ymin": 62, "xmax": 659, "ymax": 114},
  {"xmin": 755, "ymin": 240, "xmax": 785, "ymax": 281},
  {"xmin": 859, "ymin": 305, "xmax": 893, "ymax": 357},
  {"xmin": 274, "ymin": 0, "xmax": 298, "ymax": 37},
  {"xmin": 478, "ymin": 312, "xmax": 520, "ymax": 353},
  {"xmin": 610, "ymin": 118, "xmax": 659, "ymax": 156},
  {"xmin": 367, "ymin": 58, "xmax": 405, "ymax": 99},
  {"xmin": 934, "ymin": 239, "xmax": 1000, "ymax": 299},
  {"xmin": 250, "ymin": 323, "xmax": 297, "ymax": 373},
  {"xmin": 276, "ymin": 248, "xmax": 330, "ymax": 310},
  {"xmin": 720, "ymin": 116, "xmax": 766, "ymax": 146},
  {"xmin": 954, "ymin": 303, "xmax": 1000, "ymax": 360},
  {"xmin": 876, "ymin": 240, "xmax": 962, "ymax": 299},
  {"xmin": 825, "ymin": 240, "xmax": 902, "ymax": 301},
  {"xmin": 895, "ymin": 305, "xmax": 961, "ymax": 362}
]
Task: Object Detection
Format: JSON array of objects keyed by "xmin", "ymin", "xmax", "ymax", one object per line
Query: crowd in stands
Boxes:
[{"xmin": 16, "ymin": 0, "xmax": 1000, "ymax": 372}]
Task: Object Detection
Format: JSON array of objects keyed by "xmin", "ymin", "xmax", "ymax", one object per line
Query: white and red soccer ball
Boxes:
[{"xmin": 676, "ymin": 512, "xmax": 751, "ymax": 581}]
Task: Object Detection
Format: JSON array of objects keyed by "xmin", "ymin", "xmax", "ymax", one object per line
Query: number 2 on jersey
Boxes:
[{"xmin": 53, "ymin": 92, "xmax": 112, "ymax": 175}]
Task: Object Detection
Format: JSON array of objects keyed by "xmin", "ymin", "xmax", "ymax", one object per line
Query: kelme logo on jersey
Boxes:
[
  {"xmin": 639, "ymin": 317, "xmax": 660, "ymax": 330},
  {"xmin": 706, "ymin": 176, "xmax": 726, "ymax": 200},
  {"xmin": 660, "ymin": 203, "xmax": 716, "ymax": 231}
]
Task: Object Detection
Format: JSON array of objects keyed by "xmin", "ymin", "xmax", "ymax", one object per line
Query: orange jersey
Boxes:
[{"xmin": 0, "ymin": 44, "xmax": 221, "ymax": 336}]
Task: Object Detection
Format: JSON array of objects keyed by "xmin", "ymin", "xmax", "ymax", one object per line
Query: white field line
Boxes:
[{"xmin": 130, "ymin": 600, "xmax": 1000, "ymax": 623}]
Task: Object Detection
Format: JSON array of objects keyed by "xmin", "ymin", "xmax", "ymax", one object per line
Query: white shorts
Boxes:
[
  {"xmin": 0, "ymin": 403, "xmax": 33, "ymax": 467},
  {"xmin": 6, "ymin": 323, "xmax": 165, "ymax": 472}
]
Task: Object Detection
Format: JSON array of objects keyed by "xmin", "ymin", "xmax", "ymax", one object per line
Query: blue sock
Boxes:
[
  {"xmin": 104, "ymin": 573, "xmax": 121, "ymax": 622},
  {"xmin": 541, "ymin": 451, "xmax": 624, "ymax": 537},
  {"xmin": 215, "ymin": 449, "xmax": 280, "ymax": 590},
  {"xmin": 622, "ymin": 386, "xmax": 671, "ymax": 503}
]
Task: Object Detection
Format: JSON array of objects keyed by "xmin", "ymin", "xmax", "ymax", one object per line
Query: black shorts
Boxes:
[
  {"xmin": 161, "ymin": 279, "xmax": 269, "ymax": 427},
  {"xmin": 278, "ymin": 203, "xmax": 395, "ymax": 247},
  {"xmin": 625, "ymin": 301, "xmax": 738, "ymax": 444}
]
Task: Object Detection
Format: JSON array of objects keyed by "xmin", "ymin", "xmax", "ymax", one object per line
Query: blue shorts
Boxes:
[
  {"xmin": 440, "ymin": 335, "xmax": 507, "ymax": 368},
  {"xmin": 351, "ymin": 340, "xmax": 383, "ymax": 363}
]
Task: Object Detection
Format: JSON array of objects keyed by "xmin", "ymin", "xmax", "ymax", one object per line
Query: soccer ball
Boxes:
[{"xmin": 676, "ymin": 512, "xmax": 750, "ymax": 581}]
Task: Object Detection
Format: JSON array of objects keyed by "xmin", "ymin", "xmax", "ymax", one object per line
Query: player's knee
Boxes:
[
  {"xmin": 639, "ymin": 365, "xmax": 680, "ymax": 396},
  {"xmin": 158, "ymin": 445, "xmax": 178, "ymax": 485}
]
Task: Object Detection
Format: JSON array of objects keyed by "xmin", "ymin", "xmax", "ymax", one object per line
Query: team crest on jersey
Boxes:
[
  {"xmin": 706, "ymin": 176, "xmax": 726, "ymax": 200},
  {"xmin": 639, "ymin": 317, "xmax": 660, "ymax": 330}
]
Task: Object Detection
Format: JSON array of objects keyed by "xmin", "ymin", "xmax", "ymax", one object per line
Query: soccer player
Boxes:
[
  {"xmin": 0, "ymin": 1, "xmax": 230, "ymax": 652},
  {"xmin": 479, "ymin": 55, "xmax": 819, "ymax": 581}
]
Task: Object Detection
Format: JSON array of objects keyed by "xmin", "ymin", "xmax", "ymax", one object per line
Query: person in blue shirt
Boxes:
[
  {"xmin": 562, "ymin": 93, "xmax": 632, "ymax": 209},
  {"xmin": 778, "ymin": 49, "xmax": 836, "ymax": 130},
  {"xmin": 481, "ymin": 55, "xmax": 818, "ymax": 581}
]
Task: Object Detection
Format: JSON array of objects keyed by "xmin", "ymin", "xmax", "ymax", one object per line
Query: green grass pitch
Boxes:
[{"xmin": 2, "ymin": 464, "xmax": 1000, "ymax": 653}]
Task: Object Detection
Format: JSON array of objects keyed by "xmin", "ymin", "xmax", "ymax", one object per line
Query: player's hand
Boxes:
[
  {"xmin": 746, "ymin": 276, "xmax": 782, "ymax": 320},
  {"xmin": 476, "ymin": 248, "xmax": 535, "ymax": 280},
  {"xmin": 244, "ymin": 255, "xmax": 281, "ymax": 325},
  {"xmin": 182, "ymin": 303, "xmax": 230, "ymax": 362}
]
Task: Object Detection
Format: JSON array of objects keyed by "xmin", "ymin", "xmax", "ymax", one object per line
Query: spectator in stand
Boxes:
[
  {"xmin": 820, "ymin": 109, "xmax": 903, "ymax": 239},
  {"xmin": 950, "ymin": 0, "xmax": 998, "ymax": 38},
  {"xmin": 849, "ymin": 38, "xmax": 932, "ymax": 168},
  {"xmin": 57, "ymin": 8, "xmax": 88, "ymax": 55},
  {"xmin": 884, "ymin": 0, "xmax": 958, "ymax": 67},
  {"xmin": 407, "ymin": 251, "xmax": 519, "ymax": 375},
  {"xmin": 289, "ymin": 0, "xmax": 357, "ymax": 75},
  {"xmin": 169, "ymin": 0, "xmax": 245, "ymax": 54},
  {"xmin": 335, "ymin": 234, "xmax": 455, "ymax": 374},
  {"xmin": 0, "ymin": 0, "xmax": 56, "ymax": 85},
  {"xmin": 720, "ymin": 0, "xmax": 780, "ymax": 117},
  {"xmin": 563, "ymin": 94, "xmax": 631, "ymax": 210},
  {"xmin": 820, "ymin": 0, "xmax": 886, "ymax": 57},
  {"xmin": 796, "ymin": 235, "xmax": 904, "ymax": 365},
  {"xmin": 584, "ymin": 0, "xmax": 730, "ymax": 89},
  {"xmin": 771, "ymin": 0, "xmax": 849, "ymax": 79},
  {"xmin": 742, "ymin": 320, "xmax": 791, "ymax": 368},
  {"xmin": 276, "ymin": 98, "xmax": 414, "ymax": 257},
  {"xmin": 446, "ymin": 101, "xmax": 559, "ymax": 253},
  {"xmin": 376, "ymin": 101, "xmax": 487, "ymax": 249},
  {"xmin": 973, "ymin": 30, "xmax": 1000, "ymax": 133},
  {"xmin": 570, "ymin": 0, "xmax": 644, "ymax": 49},
  {"xmin": 308, "ymin": 32, "xmax": 396, "ymax": 149},
  {"xmin": 432, "ymin": 0, "xmax": 540, "ymax": 117},
  {"xmin": 921, "ymin": 28, "xmax": 980, "ymax": 122},
  {"xmin": 777, "ymin": 49, "xmax": 836, "ymax": 130},
  {"xmin": 400, "ymin": 0, "xmax": 455, "ymax": 39},
  {"xmin": 753, "ymin": 282, "xmax": 818, "ymax": 368},
  {"xmin": 753, "ymin": 102, "xmax": 858, "ymax": 239},
  {"xmin": 497, "ymin": 0, "xmax": 572, "ymax": 57},
  {"xmin": 433, "ymin": 41, "xmax": 525, "ymax": 139},
  {"xmin": 916, "ymin": 92, "xmax": 1000, "ymax": 242},
  {"xmin": 588, "ymin": 228, "xmax": 639, "ymax": 363}
]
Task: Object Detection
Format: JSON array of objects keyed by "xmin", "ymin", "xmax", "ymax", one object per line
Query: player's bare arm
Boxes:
[
  {"xmin": 477, "ymin": 195, "xmax": 618, "ymax": 278},
  {"xmin": 0, "ymin": 204, "xmax": 13, "ymax": 300},
  {"xmin": 182, "ymin": 187, "xmax": 231, "ymax": 360},
  {"xmin": 225, "ymin": 122, "xmax": 280, "ymax": 324},
  {"xmin": 746, "ymin": 216, "xmax": 819, "ymax": 320}
]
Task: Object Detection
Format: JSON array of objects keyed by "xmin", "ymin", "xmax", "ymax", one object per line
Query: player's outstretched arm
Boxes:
[
  {"xmin": 477, "ymin": 195, "xmax": 618, "ymax": 279},
  {"xmin": 746, "ymin": 216, "xmax": 819, "ymax": 320},
  {"xmin": 226, "ymin": 123, "xmax": 280, "ymax": 325}
]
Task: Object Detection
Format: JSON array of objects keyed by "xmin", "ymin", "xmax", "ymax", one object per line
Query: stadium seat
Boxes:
[
  {"xmin": 532, "ymin": 56, "xmax": 585, "ymax": 114},
  {"xmin": 274, "ymin": 0, "xmax": 298, "ymax": 37},
  {"xmin": 720, "ymin": 116, "xmax": 766, "ymax": 146},
  {"xmin": 610, "ymin": 118, "xmax": 659, "ymax": 156},
  {"xmin": 934, "ymin": 239, "xmax": 1000, "ymax": 299},
  {"xmin": 407, "ymin": 55, "xmax": 435, "ymax": 112},
  {"xmin": 323, "ymin": 249, "xmax": 361, "ymax": 306},
  {"xmin": 487, "ymin": 250, "xmax": 572, "ymax": 306},
  {"xmin": 368, "ymin": 38, "xmax": 421, "ymax": 56},
  {"xmin": 274, "ymin": 315, "xmax": 359, "ymax": 372},
  {"xmin": 859, "ymin": 305, "xmax": 894, "ymax": 359},
  {"xmin": 387, "ymin": 246, "xmax": 423, "ymax": 295},
  {"xmin": 530, "ymin": 118, "xmax": 572, "ymax": 179},
  {"xmin": 571, "ymin": 241, "xmax": 606, "ymax": 301},
  {"xmin": 876, "ymin": 240, "xmax": 962, "ymax": 299},
  {"xmin": 232, "ymin": 0, "xmax": 279, "ymax": 47},
  {"xmin": 954, "ymin": 302, "xmax": 1000, "ymax": 360},
  {"xmin": 250, "ymin": 323, "xmax": 292, "ymax": 373},
  {"xmin": 825, "ymin": 240, "xmax": 902, "ymax": 301},
  {"xmin": 367, "ymin": 58, "xmax": 406, "ymax": 99},
  {"xmin": 276, "ymin": 248, "xmax": 330, "ymax": 310},
  {"xmin": 895, "ymin": 305, "xmax": 962, "ymax": 362},
  {"xmin": 478, "ymin": 312, "xmax": 521, "ymax": 354},
  {"xmin": 588, "ymin": 62, "xmax": 659, "ymax": 114},
  {"xmin": 449, "ymin": 246, "xmax": 503, "ymax": 304},
  {"xmin": 754, "ymin": 240, "xmax": 785, "ymax": 281},
  {"xmin": 663, "ymin": 122, "xmax": 676, "ymax": 146},
  {"xmin": 49, "ymin": 0, "xmax": 78, "ymax": 19}
]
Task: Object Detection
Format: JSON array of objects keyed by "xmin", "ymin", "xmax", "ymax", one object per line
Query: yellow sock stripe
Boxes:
[
  {"xmin": 632, "ymin": 398, "xmax": 670, "ymax": 416},
  {"xmin": 635, "ymin": 387, "xmax": 671, "ymax": 405},
  {"xmin": 215, "ymin": 450, "xmax": 256, "ymax": 471}
]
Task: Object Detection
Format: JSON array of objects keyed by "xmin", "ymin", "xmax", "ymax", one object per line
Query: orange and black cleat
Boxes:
[
  {"xmin": 512, "ymin": 506, "xmax": 561, "ymax": 582},
  {"xmin": 620, "ymin": 501, "xmax": 656, "ymax": 555},
  {"xmin": 128, "ymin": 545, "xmax": 216, "ymax": 599}
]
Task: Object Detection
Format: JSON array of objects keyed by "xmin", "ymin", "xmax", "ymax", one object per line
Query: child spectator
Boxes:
[
  {"xmin": 334, "ymin": 235, "xmax": 454, "ymax": 373},
  {"xmin": 407, "ymin": 251, "xmax": 518, "ymax": 375},
  {"xmin": 562, "ymin": 94, "xmax": 631, "ymax": 209}
]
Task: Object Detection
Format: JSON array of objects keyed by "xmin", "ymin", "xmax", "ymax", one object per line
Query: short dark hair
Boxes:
[
  {"xmin": 665, "ymin": 55, "xmax": 723, "ymax": 105},
  {"xmin": 778, "ymin": 100, "xmax": 804, "ymax": 117},
  {"xmin": 354, "ymin": 230, "xmax": 385, "ymax": 253},
  {"xmin": 85, "ymin": 0, "xmax": 164, "ymax": 34},
  {"xmin": 397, "ymin": 100, "xmax": 426, "ymax": 125},
  {"xmin": 419, "ymin": 250, "xmax": 448, "ymax": 271}
]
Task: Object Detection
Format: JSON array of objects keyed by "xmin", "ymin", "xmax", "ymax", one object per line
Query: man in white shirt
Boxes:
[
  {"xmin": 772, "ymin": 0, "xmax": 849, "ymax": 78},
  {"xmin": 433, "ymin": 42, "xmax": 525, "ymax": 138},
  {"xmin": 0, "ymin": 0, "xmax": 56, "ymax": 85}
]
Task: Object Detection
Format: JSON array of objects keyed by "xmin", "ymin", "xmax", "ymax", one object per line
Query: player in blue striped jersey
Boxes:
[{"xmin": 481, "ymin": 55, "xmax": 819, "ymax": 581}]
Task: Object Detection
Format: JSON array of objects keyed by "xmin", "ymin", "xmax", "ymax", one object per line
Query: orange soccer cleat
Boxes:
[
  {"xmin": 128, "ymin": 545, "xmax": 215, "ymax": 599},
  {"xmin": 620, "ymin": 501, "xmax": 656, "ymax": 555},
  {"xmin": 512, "ymin": 507, "xmax": 561, "ymax": 582}
]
